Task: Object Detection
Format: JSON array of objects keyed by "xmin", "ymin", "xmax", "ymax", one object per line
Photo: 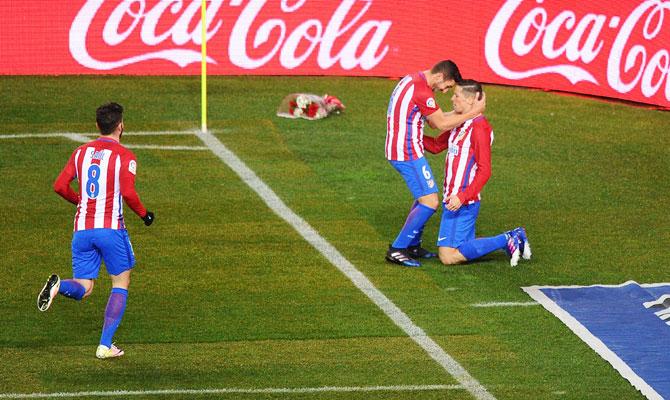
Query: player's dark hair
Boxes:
[
  {"xmin": 458, "ymin": 79, "xmax": 483, "ymax": 99},
  {"xmin": 431, "ymin": 60, "xmax": 462, "ymax": 83},
  {"xmin": 96, "ymin": 102, "xmax": 124, "ymax": 135}
]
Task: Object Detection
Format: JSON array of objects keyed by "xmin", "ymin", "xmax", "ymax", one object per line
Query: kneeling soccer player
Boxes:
[
  {"xmin": 37, "ymin": 103, "xmax": 155, "ymax": 359},
  {"xmin": 424, "ymin": 80, "xmax": 531, "ymax": 266}
]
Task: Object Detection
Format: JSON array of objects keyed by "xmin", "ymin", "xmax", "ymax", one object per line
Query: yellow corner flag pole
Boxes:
[{"xmin": 201, "ymin": 0, "xmax": 207, "ymax": 133}]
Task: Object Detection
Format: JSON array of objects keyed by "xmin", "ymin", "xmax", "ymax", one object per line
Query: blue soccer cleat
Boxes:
[
  {"xmin": 513, "ymin": 227, "xmax": 532, "ymax": 260},
  {"xmin": 386, "ymin": 245, "xmax": 421, "ymax": 267},
  {"xmin": 504, "ymin": 233, "xmax": 521, "ymax": 267}
]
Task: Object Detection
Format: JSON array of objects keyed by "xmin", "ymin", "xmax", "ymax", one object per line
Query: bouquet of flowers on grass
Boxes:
[{"xmin": 276, "ymin": 93, "xmax": 345, "ymax": 120}]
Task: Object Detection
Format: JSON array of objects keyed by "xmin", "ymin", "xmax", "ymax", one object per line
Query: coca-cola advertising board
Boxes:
[{"xmin": 1, "ymin": 0, "xmax": 668, "ymax": 108}]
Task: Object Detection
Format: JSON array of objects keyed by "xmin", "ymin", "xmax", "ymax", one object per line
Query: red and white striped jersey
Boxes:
[
  {"xmin": 54, "ymin": 137, "xmax": 147, "ymax": 231},
  {"xmin": 385, "ymin": 72, "xmax": 440, "ymax": 161},
  {"xmin": 424, "ymin": 115, "xmax": 494, "ymax": 205}
]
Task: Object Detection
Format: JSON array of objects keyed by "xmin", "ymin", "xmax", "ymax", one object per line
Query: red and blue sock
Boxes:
[
  {"xmin": 58, "ymin": 280, "xmax": 85, "ymax": 300},
  {"xmin": 100, "ymin": 288, "xmax": 128, "ymax": 348},
  {"xmin": 407, "ymin": 201, "xmax": 425, "ymax": 247},
  {"xmin": 392, "ymin": 202, "xmax": 436, "ymax": 249},
  {"xmin": 458, "ymin": 233, "xmax": 507, "ymax": 261}
]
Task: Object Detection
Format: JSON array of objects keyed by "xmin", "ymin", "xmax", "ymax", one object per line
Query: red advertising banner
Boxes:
[{"xmin": 1, "ymin": 0, "xmax": 668, "ymax": 108}]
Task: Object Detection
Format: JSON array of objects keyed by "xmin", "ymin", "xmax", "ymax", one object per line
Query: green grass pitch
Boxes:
[{"xmin": 0, "ymin": 75, "xmax": 668, "ymax": 399}]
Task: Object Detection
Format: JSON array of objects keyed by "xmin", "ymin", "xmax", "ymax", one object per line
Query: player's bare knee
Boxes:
[
  {"xmin": 79, "ymin": 279, "xmax": 94, "ymax": 298},
  {"xmin": 439, "ymin": 253, "xmax": 458, "ymax": 265},
  {"xmin": 419, "ymin": 193, "xmax": 440, "ymax": 210},
  {"xmin": 439, "ymin": 248, "xmax": 464, "ymax": 265},
  {"xmin": 111, "ymin": 270, "xmax": 131, "ymax": 290}
]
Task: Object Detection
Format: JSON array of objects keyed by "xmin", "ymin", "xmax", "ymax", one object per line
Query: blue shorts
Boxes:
[
  {"xmin": 389, "ymin": 157, "xmax": 439, "ymax": 199},
  {"xmin": 71, "ymin": 229, "xmax": 136, "ymax": 279},
  {"xmin": 437, "ymin": 202, "xmax": 480, "ymax": 248}
]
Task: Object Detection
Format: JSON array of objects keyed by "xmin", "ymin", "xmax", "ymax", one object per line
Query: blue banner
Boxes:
[{"xmin": 523, "ymin": 281, "xmax": 670, "ymax": 400}]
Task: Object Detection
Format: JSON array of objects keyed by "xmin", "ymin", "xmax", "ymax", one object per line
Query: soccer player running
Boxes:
[
  {"xmin": 424, "ymin": 80, "xmax": 531, "ymax": 267},
  {"xmin": 385, "ymin": 60, "xmax": 485, "ymax": 267},
  {"xmin": 37, "ymin": 103, "xmax": 155, "ymax": 359}
]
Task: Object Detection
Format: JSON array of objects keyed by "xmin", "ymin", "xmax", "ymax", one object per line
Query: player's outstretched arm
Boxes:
[
  {"xmin": 426, "ymin": 106, "xmax": 483, "ymax": 131},
  {"xmin": 426, "ymin": 92, "xmax": 486, "ymax": 131},
  {"xmin": 424, "ymin": 130, "xmax": 451, "ymax": 154}
]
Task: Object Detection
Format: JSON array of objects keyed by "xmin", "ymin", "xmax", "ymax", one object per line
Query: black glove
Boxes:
[{"xmin": 142, "ymin": 211, "xmax": 155, "ymax": 226}]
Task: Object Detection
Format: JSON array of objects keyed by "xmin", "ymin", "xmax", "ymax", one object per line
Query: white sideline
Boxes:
[
  {"xmin": 196, "ymin": 130, "xmax": 496, "ymax": 400},
  {"xmin": 0, "ymin": 384, "xmax": 463, "ymax": 399}
]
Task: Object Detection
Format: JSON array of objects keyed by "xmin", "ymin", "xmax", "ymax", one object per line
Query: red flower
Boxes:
[{"xmin": 307, "ymin": 102, "xmax": 320, "ymax": 118}]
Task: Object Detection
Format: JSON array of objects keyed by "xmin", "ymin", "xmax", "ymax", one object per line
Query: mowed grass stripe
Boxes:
[
  {"xmin": 0, "ymin": 134, "xmax": 458, "ymax": 398},
  {"xmin": 196, "ymin": 130, "xmax": 496, "ymax": 400}
]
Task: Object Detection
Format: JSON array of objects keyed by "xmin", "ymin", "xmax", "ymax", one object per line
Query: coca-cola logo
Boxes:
[
  {"xmin": 69, "ymin": 0, "xmax": 392, "ymax": 71},
  {"xmin": 485, "ymin": 0, "xmax": 670, "ymax": 101}
]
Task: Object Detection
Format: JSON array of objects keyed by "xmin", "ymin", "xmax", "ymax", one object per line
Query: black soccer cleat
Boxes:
[
  {"xmin": 37, "ymin": 274, "xmax": 60, "ymax": 312},
  {"xmin": 386, "ymin": 246, "xmax": 421, "ymax": 268},
  {"xmin": 407, "ymin": 245, "xmax": 438, "ymax": 259}
]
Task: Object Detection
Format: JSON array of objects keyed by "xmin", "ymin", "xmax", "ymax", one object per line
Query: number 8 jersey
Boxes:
[{"xmin": 54, "ymin": 137, "xmax": 147, "ymax": 231}]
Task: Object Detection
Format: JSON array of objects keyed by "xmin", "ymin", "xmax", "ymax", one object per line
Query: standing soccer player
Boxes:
[
  {"xmin": 385, "ymin": 60, "xmax": 485, "ymax": 267},
  {"xmin": 37, "ymin": 103, "xmax": 154, "ymax": 359},
  {"xmin": 424, "ymin": 80, "xmax": 531, "ymax": 267}
]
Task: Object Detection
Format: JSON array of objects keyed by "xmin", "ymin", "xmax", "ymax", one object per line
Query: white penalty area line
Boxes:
[
  {"xmin": 0, "ymin": 384, "xmax": 464, "ymax": 399},
  {"xmin": 0, "ymin": 130, "xmax": 199, "ymax": 139},
  {"xmin": 195, "ymin": 130, "xmax": 496, "ymax": 400},
  {"xmin": 0, "ymin": 131, "xmax": 208, "ymax": 151},
  {"xmin": 471, "ymin": 301, "xmax": 539, "ymax": 308}
]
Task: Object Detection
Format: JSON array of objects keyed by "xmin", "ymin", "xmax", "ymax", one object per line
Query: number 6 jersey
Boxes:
[{"xmin": 54, "ymin": 137, "xmax": 147, "ymax": 231}]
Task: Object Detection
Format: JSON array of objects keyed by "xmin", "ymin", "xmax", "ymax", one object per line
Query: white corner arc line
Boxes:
[
  {"xmin": 195, "ymin": 130, "xmax": 496, "ymax": 400},
  {"xmin": 0, "ymin": 385, "xmax": 463, "ymax": 399},
  {"xmin": 522, "ymin": 286, "xmax": 663, "ymax": 400},
  {"xmin": 471, "ymin": 301, "xmax": 539, "ymax": 308}
]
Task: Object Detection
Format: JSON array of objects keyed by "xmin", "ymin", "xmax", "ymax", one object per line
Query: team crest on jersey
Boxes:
[
  {"xmin": 426, "ymin": 97, "xmax": 436, "ymax": 108},
  {"xmin": 129, "ymin": 160, "xmax": 137, "ymax": 175}
]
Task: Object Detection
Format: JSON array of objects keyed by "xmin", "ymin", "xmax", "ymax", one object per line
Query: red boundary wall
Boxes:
[{"xmin": 1, "ymin": 0, "xmax": 668, "ymax": 107}]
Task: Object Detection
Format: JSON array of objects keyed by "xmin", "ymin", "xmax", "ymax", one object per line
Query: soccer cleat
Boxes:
[
  {"xmin": 408, "ymin": 244, "xmax": 438, "ymax": 259},
  {"xmin": 386, "ymin": 246, "xmax": 421, "ymax": 267},
  {"xmin": 504, "ymin": 233, "xmax": 521, "ymax": 267},
  {"xmin": 37, "ymin": 274, "xmax": 60, "ymax": 312},
  {"xmin": 514, "ymin": 227, "xmax": 532, "ymax": 260},
  {"xmin": 96, "ymin": 344, "xmax": 124, "ymax": 359}
]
